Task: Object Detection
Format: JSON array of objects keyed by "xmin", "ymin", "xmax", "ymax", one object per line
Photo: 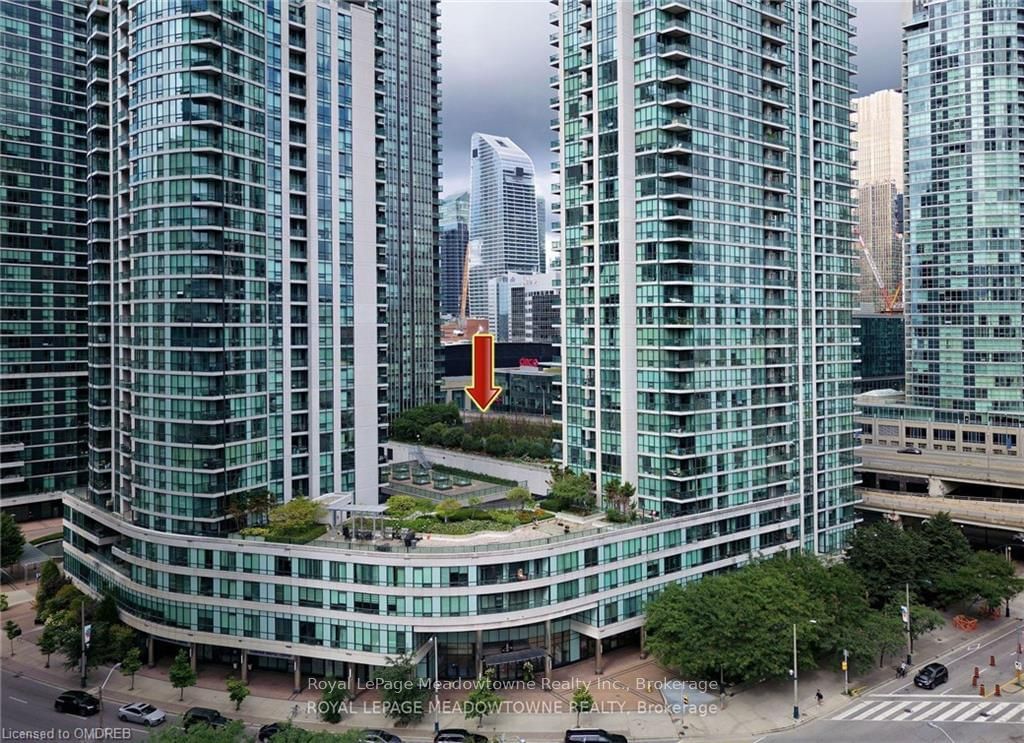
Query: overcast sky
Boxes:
[{"xmin": 438, "ymin": 0, "xmax": 905, "ymax": 199}]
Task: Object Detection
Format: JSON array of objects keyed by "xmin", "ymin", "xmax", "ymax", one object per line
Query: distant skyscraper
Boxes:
[
  {"xmin": 536, "ymin": 197, "xmax": 547, "ymax": 273},
  {"xmin": 379, "ymin": 0, "xmax": 442, "ymax": 412},
  {"xmin": 904, "ymin": 0, "xmax": 1024, "ymax": 416},
  {"xmin": 555, "ymin": 0, "xmax": 859, "ymax": 553},
  {"xmin": 852, "ymin": 90, "xmax": 903, "ymax": 311},
  {"xmin": 439, "ymin": 191, "xmax": 469, "ymax": 317},
  {"xmin": 486, "ymin": 272, "xmax": 556, "ymax": 343},
  {"xmin": 0, "ymin": 0, "xmax": 87, "ymax": 517},
  {"xmin": 468, "ymin": 133, "xmax": 539, "ymax": 317}
]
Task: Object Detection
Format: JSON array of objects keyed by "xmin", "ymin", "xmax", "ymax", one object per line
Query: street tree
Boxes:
[
  {"xmin": 377, "ymin": 654, "xmax": 430, "ymax": 725},
  {"xmin": 505, "ymin": 486, "xmax": 534, "ymax": 511},
  {"xmin": 121, "ymin": 646, "xmax": 143, "ymax": 690},
  {"xmin": 4, "ymin": 619, "xmax": 22, "ymax": 656},
  {"xmin": 845, "ymin": 520, "xmax": 926, "ymax": 607},
  {"xmin": 0, "ymin": 513, "xmax": 24, "ymax": 569},
  {"xmin": 169, "ymin": 649, "xmax": 197, "ymax": 701},
  {"xmin": 38, "ymin": 621, "xmax": 60, "ymax": 668},
  {"xmin": 570, "ymin": 686, "xmax": 595, "ymax": 726},
  {"xmin": 464, "ymin": 668, "xmax": 501, "ymax": 728},
  {"xmin": 270, "ymin": 726, "xmax": 366, "ymax": 743},
  {"xmin": 226, "ymin": 678, "xmax": 250, "ymax": 710},
  {"xmin": 150, "ymin": 719, "xmax": 249, "ymax": 743},
  {"xmin": 35, "ymin": 560, "xmax": 68, "ymax": 621},
  {"xmin": 0, "ymin": 594, "xmax": 7, "ymax": 612},
  {"xmin": 318, "ymin": 676, "xmax": 350, "ymax": 724},
  {"xmin": 936, "ymin": 550, "xmax": 1024, "ymax": 612}
]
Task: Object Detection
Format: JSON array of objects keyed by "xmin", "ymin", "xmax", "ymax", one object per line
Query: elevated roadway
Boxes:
[
  {"xmin": 857, "ymin": 489, "xmax": 1024, "ymax": 534},
  {"xmin": 858, "ymin": 444, "xmax": 1024, "ymax": 489}
]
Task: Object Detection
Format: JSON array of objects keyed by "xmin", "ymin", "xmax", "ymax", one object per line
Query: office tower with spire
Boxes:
[
  {"xmin": 468, "ymin": 132, "xmax": 540, "ymax": 317},
  {"xmin": 903, "ymin": 0, "xmax": 1024, "ymax": 417},
  {"xmin": 0, "ymin": 0, "xmax": 87, "ymax": 517},
  {"xmin": 553, "ymin": 0, "xmax": 859, "ymax": 552}
]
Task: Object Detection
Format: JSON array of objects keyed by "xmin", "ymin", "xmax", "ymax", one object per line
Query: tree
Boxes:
[
  {"xmin": 318, "ymin": 676, "xmax": 351, "ymax": 724},
  {"xmin": 4, "ymin": 619, "xmax": 21, "ymax": 656},
  {"xmin": 169, "ymin": 649, "xmax": 197, "ymax": 701},
  {"xmin": 121, "ymin": 646, "xmax": 143, "ymax": 690},
  {"xmin": 150, "ymin": 719, "xmax": 249, "ymax": 743},
  {"xmin": 546, "ymin": 467, "xmax": 595, "ymax": 514},
  {"xmin": 377, "ymin": 654, "xmax": 430, "ymax": 725},
  {"xmin": 436, "ymin": 498, "xmax": 461, "ymax": 524},
  {"xmin": 36, "ymin": 560, "xmax": 67, "ymax": 621},
  {"xmin": 269, "ymin": 497, "xmax": 326, "ymax": 534},
  {"xmin": 38, "ymin": 621, "xmax": 60, "ymax": 668},
  {"xmin": 385, "ymin": 495, "xmax": 421, "ymax": 520},
  {"xmin": 226, "ymin": 491, "xmax": 251, "ymax": 532},
  {"xmin": 464, "ymin": 668, "xmax": 501, "ymax": 728},
  {"xmin": 505, "ymin": 486, "xmax": 534, "ymax": 511},
  {"xmin": 0, "ymin": 594, "xmax": 7, "ymax": 612},
  {"xmin": 226, "ymin": 677, "xmax": 250, "ymax": 710},
  {"xmin": 0, "ymin": 512, "xmax": 24, "ymax": 569},
  {"xmin": 845, "ymin": 520, "xmax": 925, "ymax": 608},
  {"xmin": 421, "ymin": 421, "xmax": 449, "ymax": 447},
  {"xmin": 269, "ymin": 727, "xmax": 365, "ymax": 743},
  {"xmin": 570, "ymin": 686, "xmax": 595, "ymax": 726},
  {"xmin": 936, "ymin": 550, "xmax": 1024, "ymax": 612}
]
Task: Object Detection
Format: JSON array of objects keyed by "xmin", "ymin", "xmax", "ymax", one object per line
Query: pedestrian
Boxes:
[
  {"xmin": 898, "ymin": 661, "xmax": 907, "ymax": 678},
  {"xmin": 816, "ymin": 689, "xmax": 823, "ymax": 706}
]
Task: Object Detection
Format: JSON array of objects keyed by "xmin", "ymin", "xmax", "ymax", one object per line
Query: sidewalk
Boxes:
[{"xmin": 3, "ymin": 574, "xmax": 1023, "ymax": 742}]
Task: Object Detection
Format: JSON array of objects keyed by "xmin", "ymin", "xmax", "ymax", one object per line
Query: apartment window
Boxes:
[
  {"xmin": 905, "ymin": 426, "xmax": 926, "ymax": 439},
  {"xmin": 963, "ymin": 431, "xmax": 986, "ymax": 444},
  {"xmin": 933, "ymin": 429, "xmax": 955, "ymax": 442}
]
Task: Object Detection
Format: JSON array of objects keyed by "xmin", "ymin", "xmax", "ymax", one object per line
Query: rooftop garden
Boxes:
[
  {"xmin": 239, "ymin": 497, "xmax": 328, "ymax": 544},
  {"xmin": 391, "ymin": 403, "xmax": 556, "ymax": 461},
  {"xmin": 380, "ymin": 490, "xmax": 554, "ymax": 535}
]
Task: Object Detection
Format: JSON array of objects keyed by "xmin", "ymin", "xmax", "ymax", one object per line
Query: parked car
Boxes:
[
  {"xmin": 258, "ymin": 722, "xmax": 286, "ymax": 741},
  {"xmin": 117, "ymin": 702, "xmax": 166, "ymax": 726},
  {"xmin": 362, "ymin": 730, "xmax": 402, "ymax": 743},
  {"xmin": 897, "ymin": 446, "xmax": 923, "ymax": 455},
  {"xmin": 183, "ymin": 708, "xmax": 230, "ymax": 729},
  {"xmin": 564, "ymin": 730, "xmax": 628, "ymax": 743},
  {"xmin": 435, "ymin": 730, "xmax": 488, "ymax": 743},
  {"xmin": 914, "ymin": 662, "xmax": 949, "ymax": 690},
  {"xmin": 54, "ymin": 691, "xmax": 99, "ymax": 716}
]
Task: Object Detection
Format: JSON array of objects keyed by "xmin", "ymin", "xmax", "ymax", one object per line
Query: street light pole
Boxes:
[
  {"xmin": 432, "ymin": 636, "xmax": 439, "ymax": 736},
  {"xmin": 97, "ymin": 662, "xmax": 122, "ymax": 733},
  {"xmin": 791, "ymin": 623, "xmax": 799, "ymax": 721},
  {"xmin": 905, "ymin": 583, "xmax": 913, "ymax": 665}
]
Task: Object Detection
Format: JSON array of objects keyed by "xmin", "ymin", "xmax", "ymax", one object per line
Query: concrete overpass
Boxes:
[
  {"xmin": 857, "ymin": 489, "xmax": 1024, "ymax": 534},
  {"xmin": 857, "ymin": 444, "xmax": 1024, "ymax": 497}
]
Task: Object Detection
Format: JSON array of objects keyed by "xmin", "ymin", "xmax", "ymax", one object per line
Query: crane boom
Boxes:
[
  {"xmin": 856, "ymin": 232, "xmax": 885, "ymax": 292},
  {"xmin": 458, "ymin": 239, "xmax": 471, "ymax": 328}
]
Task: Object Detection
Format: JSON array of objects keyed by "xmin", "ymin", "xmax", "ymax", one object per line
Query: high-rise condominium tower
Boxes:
[
  {"xmin": 0, "ymin": 0, "xmax": 87, "ymax": 517},
  {"xmin": 852, "ymin": 90, "xmax": 903, "ymax": 311},
  {"xmin": 380, "ymin": 0, "xmax": 441, "ymax": 413},
  {"xmin": 537, "ymin": 196, "xmax": 548, "ymax": 273},
  {"xmin": 468, "ymin": 133, "xmax": 540, "ymax": 317},
  {"xmin": 554, "ymin": 0, "xmax": 859, "ymax": 552},
  {"xmin": 904, "ymin": 0, "xmax": 1024, "ymax": 417},
  {"xmin": 78, "ymin": 0, "xmax": 387, "ymax": 537},
  {"xmin": 439, "ymin": 191, "xmax": 469, "ymax": 316}
]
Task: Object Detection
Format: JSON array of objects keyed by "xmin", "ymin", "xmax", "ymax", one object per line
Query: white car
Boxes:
[{"xmin": 117, "ymin": 702, "xmax": 166, "ymax": 726}]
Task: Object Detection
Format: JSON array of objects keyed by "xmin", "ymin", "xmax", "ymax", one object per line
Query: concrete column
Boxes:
[
  {"xmin": 240, "ymin": 650, "xmax": 248, "ymax": 684},
  {"xmin": 544, "ymin": 621, "xmax": 553, "ymax": 675},
  {"xmin": 146, "ymin": 636, "xmax": 155, "ymax": 668},
  {"xmin": 189, "ymin": 643, "xmax": 197, "ymax": 672},
  {"xmin": 347, "ymin": 662, "xmax": 357, "ymax": 698},
  {"xmin": 928, "ymin": 477, "xmax": 954, "ymax": 497},
  {"xmin": 640, "ymin": 625, "xmax": 648, "ymax": 659},
  {"xmin": 594, "ymin": 638, "xmax": 603, "ymax": 675},
  {"xmin": 292, "ymin": 655, "xmax": 301, "ymax": 694},
  {"xmin": 475, "ymin": 630, "xmax": 484, "ymax": 678}
]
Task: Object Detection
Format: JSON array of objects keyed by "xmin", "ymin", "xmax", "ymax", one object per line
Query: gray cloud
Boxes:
[{"xmin": 439, "ymin": 0, "xmax": 904, "ymax": 195}]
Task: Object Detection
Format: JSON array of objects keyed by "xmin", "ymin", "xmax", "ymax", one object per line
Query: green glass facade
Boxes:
[
  {"xmin": 554, "ymin": 0, "xmax": 859, "ymax": 553},
  {"xmin": 0, "ymin": 0, "xmax": 88, "ymax": 514},
  {"xmin": 854, "ymin": 311, "xmax": 905, "ymax": 393},
  {"xmin": 903, "ymin": 0, "xmax": 1024, "ymax": 418}
]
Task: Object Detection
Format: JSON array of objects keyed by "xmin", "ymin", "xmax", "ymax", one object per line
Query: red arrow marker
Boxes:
[{"xmin": 465, "ymin": 332, "xmax": 502, "ymax": 413}]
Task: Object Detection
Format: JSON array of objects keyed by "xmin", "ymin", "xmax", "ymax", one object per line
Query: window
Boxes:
[
  {"xmin": 905, "ymin": 427, "xmax": 927, "ymax": 439},
  {"xmin": 963, "ymin": 430, "xmax": 986, "ymax": 444}
]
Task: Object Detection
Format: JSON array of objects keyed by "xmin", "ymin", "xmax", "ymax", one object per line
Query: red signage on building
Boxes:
[{"xmin": 519, "ymin": 358, "xmax": 540, "ymax": 368}]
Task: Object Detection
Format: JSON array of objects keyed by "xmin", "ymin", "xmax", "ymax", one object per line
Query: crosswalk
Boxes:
[{"xmin": 830, "ymin": 697, "xmax": 1024, "ymax": 724}]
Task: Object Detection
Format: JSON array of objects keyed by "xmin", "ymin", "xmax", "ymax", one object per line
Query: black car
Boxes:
[
  {"xmin": 435, "ymin": 730, "xmax": 487, "ymax": 743},
  {"xmin": 897, "ymin": 446, "xmax": 923, "ymax": 455},
  {"xmin": 258, "ymin": 722, "xmax": 286, "ymax": 741},
  {"xmin": 183, "ymin": 708, "xmax": 230, "ymax": 729},
  {"xmin": 54, "ymin": 691, "xmax": 100, "ymax": 716},
  {"xmin": 913, "ymin": 662, "xmax": 949, "ymax": 690},
  {"xmin": 564, "ymin": 730, "xmax": 628, "ymax": 743}
]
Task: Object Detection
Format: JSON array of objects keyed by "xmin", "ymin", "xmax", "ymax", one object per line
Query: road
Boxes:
[
  {"xmin": 766, "ymin": 619, "xmax": 1024, "ymax": 743},
  {"xmin": 858, "ymin": 445, "xmax": 1024, "ymax": 488}
]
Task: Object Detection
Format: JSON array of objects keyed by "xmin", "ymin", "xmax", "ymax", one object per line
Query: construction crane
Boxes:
[
  {"xmin": 856, "ymin": 231, "xmax": 903, "ymax": 314},
  {"xmin": 455, "ymin": 238, "xmax": 472, "ymax": 335}
]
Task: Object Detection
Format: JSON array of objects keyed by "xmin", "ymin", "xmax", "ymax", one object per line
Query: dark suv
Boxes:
[
  {"xmin": 183, "ymin": 708, "xmax": 230, "ymax": 729},
  {"xmin": 54, "ymin": 691, "xmax": 99, "ymax": 716},
  {"xmin": 564, "ymin": 730, "xmax": 628, "ymax": 743},
  {"xmin": 913, "ymin": 663, "xmax": 949, "ymax": 690}
]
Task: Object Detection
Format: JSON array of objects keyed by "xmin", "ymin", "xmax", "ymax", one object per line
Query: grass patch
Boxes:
[
  {"xmin": 244, "ymin": 524, "xmax": 327, "ymax": 544},
  {"xmin": 431, "ymin": 465, "xmax": 516, "ymax": 487},
  {"xmin": 30, "ymin": 531, "xmax": 64, "ymax": 545}
]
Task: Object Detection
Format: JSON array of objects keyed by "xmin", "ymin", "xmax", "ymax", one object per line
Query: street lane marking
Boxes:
[
  {"xmin": 851, "ymin": 701, "xmax": 901, "ymax": 720},
  {"xmin": 932, "ymin": 701, "xmax": 973, "ymax": 721},
  {"xmin": 993, "ymin": 705, "xmax": 1024, "ymax": 723},
  {"xmin": 890, "ymin": 701, "xmax": 930, "ymax": 720},
  {"xmin": 981, "ymin": 702, "xmax": 1010, "ymax": 718},
  {"xmin": 952, "ymin": 703, "xmax": 988, "ymax": 722},
  {"xmin": 830, "ymin": 700, "xmax": 873, "ymax": 720},
  {"xmin": 874, "ymin": 702, "xmax": 915, "ymax": 721},
  {"xmin": 911, "ymin": 701, "xmax": 953, "ymax": 721},
  {"xmin": 8, "ymin": 696, "xmax": 28, "ymax": 704}
]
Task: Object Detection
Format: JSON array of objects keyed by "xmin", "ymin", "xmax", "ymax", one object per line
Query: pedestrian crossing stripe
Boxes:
[{"xmin": 829, "ymin": 699, "xmax": 1024, "ymax": 724}]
